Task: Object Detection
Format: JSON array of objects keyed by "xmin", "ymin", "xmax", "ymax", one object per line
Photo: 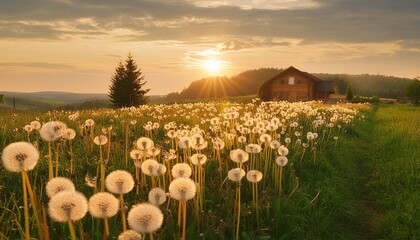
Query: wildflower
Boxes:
[
  {"xmin": 171, "ymin": 163, "xmax": 192, "ymax": 179},
  {"xmin": 277, "ymin": 146, "xmax": 289, "ymax": 156},
  {"xmin": 85, "ymin": 119, "xmax": 95, "ymax": 127},
  {"xmin": 105, "ymin": 170, "xmax": 135, "ymax": 194},
  {"xmin": 148, "ymin": 188, "xmax": 167, "ymax": 206},
  {"xmin": 237, "ymin": 136, "xmax": 247, "ymax": 143},
  {"xmin": 178, "ymin": 136, "xmax": 192, "ymax": 149},
  {"xmin": 190, "ymin": 154, "xmax": 207, "ymax": 165},
  {"xmin": 269, "ymin": 140, "xmax": 280, "ymax": 149},
  {"xmin": 88, "ymin": 192, "xmax": 119, "ymax": 218},
  {"xmin": 23, "ymin": 125, "xmax": 33, "ymax": 133},
  {"xmin": 152, "ymin": 164, "xmax": 167, "ymax": 177},
  {"xmin": 93, "ymin": 135, "xmax": 108, "ymax": 146},
  {"xmin": 39, "ymin": 121, "xmax": 67, "ymax": 141},
  {"xmin": 1, "ymin": 141, "xmax": 39, "ymax": 172},
  {"xmin": 168, "ymin": 178, "xmax": 197, "ymax": 201},
  {"xmin": 245, "ymin": 144, "xmax": 262, "ymax": 154},
  {"xmin": 127, "ymin": 203, "xmax": 164, "ymax": 233},
  {"xmin": 228, "ymin": 168, "xmax": 246, "ymax": 182},
  {"xmin": 62, "ymin": 128, "xmax": 76, "ymax": 140},
  {"xmin": 275, "ymin": 156, "xmax": 288, "ymax": 166},
  {"xmin": 259, "ymin": 134, "xmax": 272, "ymax": 143},
  {"xmin": 230, "ymin": 149, "xmax": 249, "ymax": 163},
  {"xmin": 136, "ymin": 137, "xmax": 154, "ymax": 151},
  {"xmin": 246, "ymin": 170, "xmax": 263, "ymax": 183},
  {"xmin": 141, "ymin": 159, "xmax": 159, "ymax": 176},
  {"xmin": 130, "ymin": 149, "xmax": 142, "ymax": 160},
  {"xmin": 30, "ymin": 120, "xmax": 41, "ymax": 130},
  {"xmin": 48, "ymin": 191, "xmax": 88, "ymax": 222},
  {"xmin": 46, "ymin": 177, "xmax": 75, "ymax": 198},
  {"xmin": 118, "ymin": 230, "xmax": 142, "ymax": 240}
]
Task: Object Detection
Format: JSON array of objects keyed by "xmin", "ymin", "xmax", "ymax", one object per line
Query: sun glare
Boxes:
[{"xmin": 204, "ymin": 59, "xmax": 223, "ymax": 73}]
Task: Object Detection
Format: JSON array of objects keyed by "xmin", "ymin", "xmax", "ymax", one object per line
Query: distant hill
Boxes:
[
  {"xmin": 166, "ymin": 68, "xmax": 414, "ymax": 101},
  {"xmin": 0, "ymin": 91, "xmax": 109, "ymax": 111}
]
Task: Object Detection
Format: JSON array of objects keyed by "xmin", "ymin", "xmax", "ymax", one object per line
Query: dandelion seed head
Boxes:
[
  {"xmin": 93, "ymin": 135, "xmax": 108, "ymax": 146},
  {"xmin": 46, "ymin": 177, "xmax": 75, "ymax": 198},
  {"xmin": 88, "ymin": 192, "xmax": 119, "ymax": 218},
  {"xmin": 168, "ymin": 178, "xmax": 196, "ymax": 201},
  {"xmin": 228, "ymin": 168, "xmax": 246, "ymax": 182},
  {"xmin": 40, "ymin": 121, "xmax": 66, "ymax": 141},
  {"xmin": 2, "ymin": 141, "xmax": 39, "ymax": 172},
  {"xmin": 85, "ymin": 119, "xmax": 95, "ymax": 127},
  {"xmin": 62, "ymin": 128, "xmax": 76, "ymax": 140},
  {"xmin": 130, "ymin": 150, "xmax": 142, "ymax": 160},
  {"xmin": 190, "ymin": 153, "xmax": 207, "ymax": 165},
  {"xmin": 246, "ymin": 170, "xmax": 263, "ymax": 183},
  {"xmin": 277, "ymin": 145, "xmax": 289, "ymax": 156},
  {"xmin": 136, "ymin": 137, "xmax": 154, "ymax": 151},
  {"xmin": 105, "ymin": 170, "xmax": 134, "ymax": 194},
  {"xmin": 118, "ymin": 230, "xmax": 142, "ymax": 240},
  {"xmin": 230, "ymin": 149, "xmax": 249, "ymax": 163},
  {"xmin": 171, "ymin": 163, "xmax": 192, "ymax": 179},
  {"xmin": 276, "ymin": 156, "xmax": 288, "ymax": 166},
  {"xmin": 148, "ymin": 188, "xmax": 166, "ymax": 206},
  {"xmin": 127, "ymin": 203, "xmax": 163, "ymax": 233},
  {"xmin": 141, "ymin": 159, "xmax": 159, "ymax": 176},
  {"xmin": 30, "ymin": 120, "xmax": 41, "ymax": 130},
  {"xmin": 48, "ymin": 191, "xmax": 88, "ymax": 222},
  {"xmin": 23, "ymin": 124, "xmax": 33, "ymax": 133}
]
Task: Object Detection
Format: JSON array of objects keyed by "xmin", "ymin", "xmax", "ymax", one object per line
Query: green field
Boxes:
[{"xmin": 0, "ymin": 102, "xmax": 418, "ymax": 240}]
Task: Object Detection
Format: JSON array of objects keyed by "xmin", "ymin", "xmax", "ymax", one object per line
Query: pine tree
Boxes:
[
  {"xmin": 109, "ymin": 54, "xmax": 150, "ymax": 108},
  {"xmin": 346, "ymin": 83, "xmax": 353, "ymax": 101}
]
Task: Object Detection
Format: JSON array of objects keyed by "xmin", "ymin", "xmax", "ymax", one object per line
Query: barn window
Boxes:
[{"xmin": 288, "ymin": 77, "xmax": 295, "ymax": 85}]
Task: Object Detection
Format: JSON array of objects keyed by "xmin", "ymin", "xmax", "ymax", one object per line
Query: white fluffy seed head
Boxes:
[
  {"xmin": 30, "ymin": 120, "xmax": 42, "ymax": 130},
  {"xmin": 141, "ymin": 159, "xmax": 159, "ymax": 176},
  {"xmin": 46, "ymin": 177, "xmax": 75, "ymax": 198},
  {"xmin": 105, "ymin": 170, "xmax": 135, "ymax": 194},
  {"xmin": 118, "ymin": 230, "xmax": 142, "ymax": 240},
  {"xmin": 190, "ymin": 154, "xmax": 207, "ymax": 165},
  {"xmin": 93, "ymin": 135, "xmax": 108, "ymax": 146},
  {"xmin": 88, "ymin": 192, "xmax": 119, "ymax": 218},
  {"xmin": 62, "ymin": 128, "xmax": 76, "ymax": 140},
  {"xmin": 171, "ymin": 163, "xmax": 192, "ymax": 179},
  {"xmin": 277, "ymin": 145, "xmax": 289, "ymax": 156},
  {"xmin": 276, "ymin": 156, "xmax": 288, "ymax": 166},
  {"xmin": 48, "ymin": 191, "xmax": 88, "ymax": 222},
  {"xmin": 246, "ymin": 170, "xmax": 263, "ymax": 183},
  {"xmin": 127, "ymin": 203, "xmax": 163, "ymax": 233},
  {"xmin": 229, "ymin": 149, "xmax": 249, "ymax": 163},
  {"xmin": 148, "ymin": 188, "xmax": 167, "ymax": 206},
  {"xmin": 136, "ymin": 137, "xmax": 154, "ymax": 151},
  {"xmin": 228, "ymin": 168, "xmax": 246, "ymax": 182},
  {"xmin": 168, "ymin": 178, "xmax": 196, "ymax": 201},
  {"xmin": 39, "ymin": 121, "xmax": 67, "ymax": 142},
  {"xmin": 1, "ymin": 141, "xmax": 39, "ymax": 172}
]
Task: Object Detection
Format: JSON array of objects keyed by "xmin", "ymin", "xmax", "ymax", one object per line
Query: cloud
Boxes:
[
  {"xmin": 0, "ymin": 62, "xmax": 74, "ymax": 70},
  {"xmin": 0, "ymin": 0, "xmax": 418, "ymax": 49}
]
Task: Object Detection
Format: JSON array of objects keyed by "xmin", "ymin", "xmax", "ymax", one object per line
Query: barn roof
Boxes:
[{"xmin": 261, "ymin": 66, "xmax": 334, "ymax": 90}]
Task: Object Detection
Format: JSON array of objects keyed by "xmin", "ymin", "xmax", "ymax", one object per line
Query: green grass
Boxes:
[{"xmin": 366, "ymin": 105, "xmax": 420, "ymax": 239}]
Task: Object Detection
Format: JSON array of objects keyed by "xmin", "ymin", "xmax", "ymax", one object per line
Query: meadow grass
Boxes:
[
  {"xmin": 0, "ymin": 102, "xmax": 418, "ymax": 239},
  {"xmin": 365, "ymin": 105, "xmax": 420, "ymax": 239}
]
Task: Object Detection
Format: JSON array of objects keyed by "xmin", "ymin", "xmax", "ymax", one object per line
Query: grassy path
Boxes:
[{"xmin": 349, "ymin": 105, "xmax": 420, "ymax": 239}]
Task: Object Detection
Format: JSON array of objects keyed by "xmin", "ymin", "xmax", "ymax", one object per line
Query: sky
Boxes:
[{"xmin": 0, "ymin": 0, "xmax": 419, "ymax": 95}]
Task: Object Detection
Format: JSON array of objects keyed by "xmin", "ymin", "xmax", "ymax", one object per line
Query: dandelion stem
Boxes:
[
  {"xmin": 236, "ymin": 183, "xmax": 241, "ymax": 240},
  {"xmin": 24, "ymin": 171, "xmax": 44, "ymax": 240},
  {"xmin": 150, "ymin": 232, "xmax": 154, "ymax": 240},
  {"xmin": 48, "ymin": 142, "xmax": 53, "ymax": 180},
  {"xmin": 68, "ymin": 220, "xmax": 76, "ymax": 240},
  {"xmin": 182, "ymin": 201, "xmax": 187, "ymax": 240},
  {"xmin": 22, "ymin": 171, "xmax": 30, "ymax": 240},
  {"xmin": 100, "ymin": 145, "xmax": 105, "ymax": 192},
  {"xmin": 104, "ymin": 217, "xmax": 109, "ymax": 238},
  {"xmin": 120, "ymin": 194, "xmax": 127, "ymax": 232},
  {"xmin": 54, "ymin": 143, "xmax": 59, "ymax": 177}
]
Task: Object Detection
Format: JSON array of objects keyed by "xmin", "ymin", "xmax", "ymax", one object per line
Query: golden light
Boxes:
[{"xmin": 203, "ymin": 59, "xmax": 223, "ymax": 73}]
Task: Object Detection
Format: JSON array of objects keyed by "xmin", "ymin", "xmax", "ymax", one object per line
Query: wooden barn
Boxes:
[{"xmin": 258, "ymin": 66, "xmax": 334, "ymax": 102}]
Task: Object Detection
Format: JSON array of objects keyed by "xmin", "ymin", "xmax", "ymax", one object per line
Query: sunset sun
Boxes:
[{"xmin": 204, "ymin": 59, "xmax": 223, "ymax": 73}]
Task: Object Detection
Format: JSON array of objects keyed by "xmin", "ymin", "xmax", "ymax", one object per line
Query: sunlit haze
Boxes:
[{"xmin": 0, "ymin": 0, "xmax": 419, "ymax": 95}]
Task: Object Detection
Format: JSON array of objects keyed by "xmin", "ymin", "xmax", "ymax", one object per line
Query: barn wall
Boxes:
[{"xmin": 270, "ymin": 69, "xmax": 313, "ymax": 101}]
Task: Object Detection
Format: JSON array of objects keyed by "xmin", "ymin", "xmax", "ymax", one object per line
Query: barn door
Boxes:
[{"xmin": 289, "ymin": 92, "xmax": 297, "ymax": 102}]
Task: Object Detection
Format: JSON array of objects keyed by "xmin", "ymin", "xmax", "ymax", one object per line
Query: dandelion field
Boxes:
[{"xmin": 1, "ymin": 101, "xmax": 418, "ymax": 240}]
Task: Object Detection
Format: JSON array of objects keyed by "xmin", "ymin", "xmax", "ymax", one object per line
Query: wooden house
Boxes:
[{"xmin": 258, "ymin": 66, "xmax": 334, "ymax": 102}]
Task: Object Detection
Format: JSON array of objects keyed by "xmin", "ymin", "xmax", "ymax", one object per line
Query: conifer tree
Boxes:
[{"xmin": 109, "ymin": 54, "xmax": 149, "ymax": 108}]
